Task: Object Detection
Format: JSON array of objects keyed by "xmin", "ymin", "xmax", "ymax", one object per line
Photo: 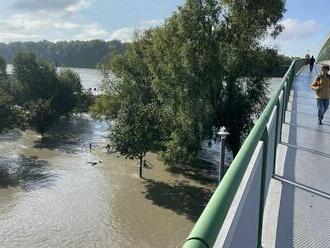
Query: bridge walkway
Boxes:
[{"xmin": 262, "ymin": 65, "xmax": 330, "ymax": 248}]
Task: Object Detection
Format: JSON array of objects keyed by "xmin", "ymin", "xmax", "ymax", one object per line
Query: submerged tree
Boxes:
[
  {"xmin": 90, "ymin": 64, "xmax": 122, "ymax": 121},
  {"xmin": 92, "ymin": 0, "xmax": 287, "ymax": 167},
  {"xmin": 55, "ymin": 68, "xmax": 84, "ymax": 115},
  {"xmin": 147, "ymin": 0, "xmax": 286, "ymax": 157},
  {"xmin": 0, "ymin": 88, "xmax": 17, "ymax": 132},
  {"xmin": 0, "ymin": 55, "xmax": 6, "ymax": 78},
  {"xmin": 111, "ymin": 102, "xmax": 165, "ymax": 178},
  {"xmin": 28, "ymin": 99, "xmax": 56, "ymax": 137},
  {"xmin": 0, "ymin": 55, "xmax": 23, "ymax": 132},
  {"xmin": 12, "ymin": 52, "xmax": 84, "ymax": 136},
  {"xmin": 109, "ymin": 38, "xmax": 167, "ymax": 178}
]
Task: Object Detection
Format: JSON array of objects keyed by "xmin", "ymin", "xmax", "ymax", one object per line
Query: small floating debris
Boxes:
[
  {"xmin": 87, "ymin": 162, "xmax": 98, "ymax": 166},
  {"xmin": 87, "ymin": 160, "xmax": 103, "ymax": 166}
]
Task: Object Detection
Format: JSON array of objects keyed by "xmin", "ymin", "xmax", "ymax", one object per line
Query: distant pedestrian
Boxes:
[
  {"xmin": 106, "ymin": 144, "xmax": 111, "ymax": 152},
  {"xmin": 310, "ymin": 64, "xmax": 330, "ymax": 125},
  {"xmin": 305, "ymin": 54, "xmax": 310, "ymax": 65},
  {"xmin": 309, "ymin": 56, "xmax": 316, "ymax": 72},
  {"xmin": 89, "ymin": 143, "xmax": 92, "ymax": 151}
]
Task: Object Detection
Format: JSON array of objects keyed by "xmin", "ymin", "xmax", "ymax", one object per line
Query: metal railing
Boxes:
[
  {"xmin": 317, "ymin": 33, "xmax": 330, "ymax": 62},
  {"xmin": 183, "ymin": 59, "xmax": 306, "ymax": 248}
]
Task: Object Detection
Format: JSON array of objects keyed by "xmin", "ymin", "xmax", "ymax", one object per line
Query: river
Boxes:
[
  {"xmin": 0, "ymin": 66, "xmax": 283, "ymax": 248},
  {"xmin": 6, "ymin": 64, "xmax": 104, "ymax": 92}
]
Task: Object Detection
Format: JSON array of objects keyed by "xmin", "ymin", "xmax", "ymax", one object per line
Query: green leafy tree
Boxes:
[
  {"xmin": 93, "ymin": 0, "xmax": 286, "ymax": 166},
  {"xmin": 28, "ymin": 99, "xmax": 56, "ymax": 137},
  {"xmin": 76, "ymin": 91, "xmax": 95, "ymax": 113},
  {"xmin": 55, "ymin": 68, "xmax": 83, "ymax": 115},
  {"xmin": 90, "ymin": 64, "xmax": 123, "ymax": 120},
  {"xmin": 0, "ymin": 55, "xmax": 18, "ymax": 132},
  {"xmin": 0, "ymin": 88, "xmax": 17, "ymax": 132},
  {"xmin": 12, "ymin": 52, "xmax": 84, "ymax": 136},
  {"xmin": 107, "ymin": 39, "xmax": 167, "ymax": 177},
  {"xmin": 111, "ymin": 102, "xmax": 165, "ymax": 178},
  {"xmin": 0, "ymin": 55, "xmax": 6, "ymax": 78},
  {"xmin": 90, "ymin": 93, "xmax": 120, "ymax": 121},
  {"xmin": 13, "ymin": 52, "xmax": 57, "ymax": 102},
  {"xmin": 147, "ymin": 0, "xmax": 285, "ymax": 157}
]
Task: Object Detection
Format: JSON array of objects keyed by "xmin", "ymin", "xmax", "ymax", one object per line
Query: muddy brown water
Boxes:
[
  {"xmin": 0, "ymin": 115, "xmax": 217, "ymax": 248},
  {"xmin": 2, "ymin": 67, "xmax": 281, "ymax": 247}
]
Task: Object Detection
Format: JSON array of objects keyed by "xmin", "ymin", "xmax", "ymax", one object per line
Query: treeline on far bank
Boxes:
[
  {"xmin": 0, "ymin": 53, "xmax": 94, "ymax": 136},
  {"xmin": 0, "ymin": 40, "xmax": 128, "ymax": 69}
]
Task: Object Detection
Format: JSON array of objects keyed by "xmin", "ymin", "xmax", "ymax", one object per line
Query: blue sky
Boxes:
[
  {"xmin": 268, "ymin": 0, "xmax": 330, "ymax": 57},
  {"xmin": 0, "ymin": 0, "xmax": 328, "ymax": 57}
]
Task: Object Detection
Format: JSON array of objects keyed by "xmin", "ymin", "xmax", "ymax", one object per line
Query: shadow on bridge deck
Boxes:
[{"xmin": 262, "ymin": 65, "xmax": 330, "ymax": 247}]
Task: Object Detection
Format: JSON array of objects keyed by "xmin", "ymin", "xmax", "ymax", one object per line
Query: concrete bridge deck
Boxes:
[{"xmin": 263, "ymin": 65, "xmax": 330, "ymax": 247}]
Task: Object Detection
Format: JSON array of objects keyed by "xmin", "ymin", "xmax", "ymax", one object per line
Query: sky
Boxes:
[{"xmin": 0, "ymin": 0, "xmax": 329, "ymax": 57}]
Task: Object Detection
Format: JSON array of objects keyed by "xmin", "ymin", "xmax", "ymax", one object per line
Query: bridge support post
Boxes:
[
  {"xmin": 282, "ymin": 83, "xmax": 287, "ymax": 123},
  {"xmin": 257, "ymin": 128, "xmax": 269, "ymax": 248},
  {"xmin": 273, "ymin": 100, "xmax": 280, "ymax": 174}
]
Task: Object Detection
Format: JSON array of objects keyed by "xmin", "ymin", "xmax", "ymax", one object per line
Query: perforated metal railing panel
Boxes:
[{"xmin": 262, "ymin": 65, "xmax": 330, "ymax": 248}]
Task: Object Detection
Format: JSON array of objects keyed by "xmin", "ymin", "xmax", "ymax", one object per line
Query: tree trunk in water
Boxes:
[{"xmin": 139, "ymin": 157, "xmax": 143, "ymax": 178}]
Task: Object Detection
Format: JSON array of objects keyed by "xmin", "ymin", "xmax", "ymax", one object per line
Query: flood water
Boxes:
[
  {"xmin": 0, "ymin": 115, "xmax": 217, "ymax": 248},
  {"xmin": 0, "ymin": 66, "xmax": 282, "ymax": 248}
]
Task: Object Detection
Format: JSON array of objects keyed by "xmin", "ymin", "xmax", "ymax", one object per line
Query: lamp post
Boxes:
[{"xmin": 218, "ymin": 127, "xmax": 230, "ymax": 184}]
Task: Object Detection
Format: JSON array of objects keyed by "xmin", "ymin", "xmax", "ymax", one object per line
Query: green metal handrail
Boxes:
[
  {"xmin": 317, "ymin": 33, "xmax": 330, "ymax": 62},
  {"xmin": 183, "ymin": 59, "xmax": 305, "ymax": 248}
]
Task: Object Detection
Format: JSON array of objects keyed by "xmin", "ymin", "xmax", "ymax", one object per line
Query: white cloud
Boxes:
[
  {"xmin": 0, "ymin": 0, "xmax": 163, "ymax": 43},
  {"xmin": 0, "ymin": 14, "xmax": 47, "ymax": 40},
  {"xmin": 0, "ymin": 12, "xmax": 110, "ymax": 42},
  {"xmin": 53, "ymin": 22, "xmax": 81, "ymax": 30},
  {"xmin": 11, "ymin": 0, "xmax": 91, "ymax": 14},
  {"xmin": 74, "ymin": 23, "xmax": 109, "ymax": 40},
  {"xmin": 109, "ymin": 19, "xmax": 163, "ymax": 42},
  {"xmin": 109, "ymin": 28, "xmax": 134, "ymax": 42},
  {"xmin": 140, "ymin": 19, "xmax": 163, "ymax": 29},
  {"xmin": 262, "ymin": 18, "xmax": 321, "ymax": 56},
  {"xmin": 278, "ymin": 18, "xmax": 319, "ymax": 41}
]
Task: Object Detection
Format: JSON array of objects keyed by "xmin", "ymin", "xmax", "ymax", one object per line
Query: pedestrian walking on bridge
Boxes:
[
  {"xmin": 309, "ymin": 56, "xmax": 316, "ymax": 72},
  {"xmin": 311, "ymin": 64, "xmax": 330, "ymax": 125}
]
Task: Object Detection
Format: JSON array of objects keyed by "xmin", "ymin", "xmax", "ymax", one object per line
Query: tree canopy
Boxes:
[
  {"xmin": 93, "ymin": 0, "xmax": 286, "ymax": 166},
  {"xmin": 0, "ymin": 55, "xmax": 26, "ymax": 132},
  {"xmin": 0, "ymin": 56, "xmax": 6, "ymax": 78},
  {"xmin": 11, "ymin": 52, "xmax": 85, "ymax": 136}
]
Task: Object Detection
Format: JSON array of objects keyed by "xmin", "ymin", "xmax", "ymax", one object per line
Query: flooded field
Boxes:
[
  {"xmin": 1, "ymin": 66, "xmax": 283, "ymax": 247},
  {"xmin": 0, "ymin": 115, "xmax": 217, "ymax": 248}
]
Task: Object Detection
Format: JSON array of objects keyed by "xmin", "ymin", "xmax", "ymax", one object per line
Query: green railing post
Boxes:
[
  {"xmin": 273, "ymin": 99, "xmax": 280, "ymax": 174},
  {"xmin": 282, "ymin": 82, "xmax": 287, "ymax": 123},
  {"xmin": 257, "ymin": 128, "xmax": 269, "ymax": 248},
  {"xmin": 286, "ymin": 78, "xmax": 290, "ymax": 104},
  {"xmin": 288, "ymin": 70, "xmax": 294, "ymax": 99},
  {"xmin": 279, "ymin": 86, "xmax": 285, "ymax": 139}
]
